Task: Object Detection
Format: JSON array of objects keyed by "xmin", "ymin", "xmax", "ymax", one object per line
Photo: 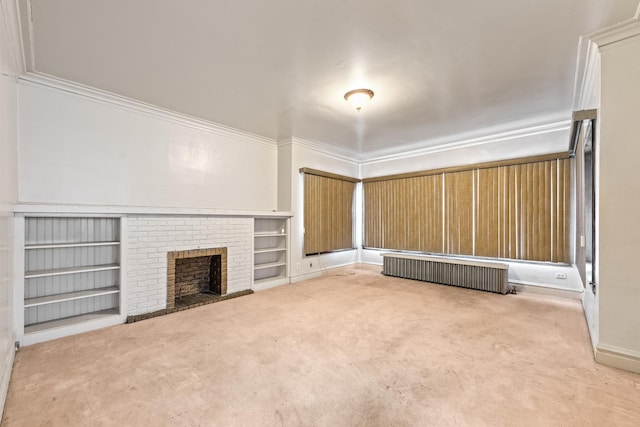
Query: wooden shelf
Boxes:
[
  {"xmin": 254, "ymin": 262, "xmax": 287, "ymax": 270},
  {"xmin": 24, "ymin": 287, "xmax": 120, "ymax": 308},
  {"xmin": 254, "ymin": 232, "xmax": 287, "ymax": 237},
  {"xmin": 254, "ymin": 248, "xmax": 286, "ymax": 254},
  {"xmin": 25, "ymin": 264, "xmax": 120, "ymax": 279},
  {"xmin": 24, "ymin": 309, "xmax": 119, "ymax": 334},
  {"xmin": 25, "ymin": 241, "xmax": 120, "ymax": 250}
]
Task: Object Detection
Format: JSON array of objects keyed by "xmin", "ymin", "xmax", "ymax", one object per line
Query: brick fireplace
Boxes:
[
  {"xmin": 126, "ymin": 215, "xmax": 253, "ymax": 317},
  {"xmin": 167, "ymin": 247, "xmax": 227, "ymax": 310}
]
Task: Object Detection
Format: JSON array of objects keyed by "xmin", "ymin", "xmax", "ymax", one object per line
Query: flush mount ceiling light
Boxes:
[{"xmin": 344, "ymin": 88, "xmax": 374, "ymax": 112}]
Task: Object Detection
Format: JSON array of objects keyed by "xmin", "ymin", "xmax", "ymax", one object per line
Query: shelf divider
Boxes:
[
  {"xmin": 254, "ymin": 261, "xmax": 287, "ymax": 270},
  {"xmin": 254, "ymin": 248, "xmax": 286, "ymax": 254},
  {"xmin": 25, "ymin": 241, "xmax": 120, "ymax": 250},
  {"xmin": 24, "ymin": 287, "xmax": 120, "ymax": 308},
  {"xmin": 25, "ymin": 264, "xmax": 120, "ymax": 279}
]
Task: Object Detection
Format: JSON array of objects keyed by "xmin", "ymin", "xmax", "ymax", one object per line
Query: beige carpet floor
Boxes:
[{"xmin": 2, "ymin": 265, "xmax": 640, "ymax": 426}]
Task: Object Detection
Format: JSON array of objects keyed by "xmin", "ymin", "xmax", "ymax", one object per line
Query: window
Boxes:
[
  {"xmin": 363, "ymin": 153, "xmax": 571, "ymax": 263},
  {"xmin": 364, "ymin": 175, "xmax": 443, "ymax": 252},
  {"xmin": 301, "ymin": 168, "xmax": 359, "ymax": 255},
  {"xmin": 570, "ymin": 110, "xmax": 597, "ymax": 292}
]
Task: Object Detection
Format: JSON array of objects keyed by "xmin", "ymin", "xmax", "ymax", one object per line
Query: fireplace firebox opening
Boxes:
[{"xmin": 167, "ymin": 248, "xmax": 227, "ymax": 310}]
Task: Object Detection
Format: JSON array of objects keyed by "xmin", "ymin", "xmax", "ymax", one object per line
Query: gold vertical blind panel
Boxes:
[
  {"xmin": 363, "ymin": 156, "xmax": 571, "ymax": 264},
  {"xmin": 420, "ymin": 174, "xmax": 444, "ymax": 253},
  {"xmin": 444, "ymin": 170, "xmax": 474, "ymax": 256},
  {"xmin": 303, "ymin": 173, "xmax": 356, "ymax": 255},
  {"xmin": 475, "ymin": 167, "xmax": 500, "ymax": 258}
]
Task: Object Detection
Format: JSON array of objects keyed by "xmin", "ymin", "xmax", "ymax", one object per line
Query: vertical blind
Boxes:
[
  {"xmin": 364, "ymin": 175, "xmax": 443, "ymax": 253},
  {"xmin": 363, "ymin": 154, "xmax": 571, "ymax": 263},
  {"xmin": 301, "ymin": 169, "xmax": 359, "ymax": 255},
  {"xmin": 445, "ymin": 170, "xmax": 474, "ymax": 255}
]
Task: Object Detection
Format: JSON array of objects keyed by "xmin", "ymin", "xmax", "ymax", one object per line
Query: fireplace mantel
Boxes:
[{"xmin": 14, "ymin": 202, "xmax": 292, "ymax": 218}]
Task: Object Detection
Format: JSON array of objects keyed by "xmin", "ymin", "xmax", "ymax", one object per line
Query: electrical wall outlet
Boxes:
[
  {"xmin": 296, "ymin": 263, "xmax": 300, "ymax": 270},
  {"xmin": 310, "ymin": 262, "xmax": 313, "ymax": 267},
  {"xmin": 555, "ymin": 272, "xmax": 567, "ymax": 279}
]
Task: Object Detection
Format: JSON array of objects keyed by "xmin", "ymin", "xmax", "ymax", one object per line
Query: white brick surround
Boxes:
[{"xmin": 127, "ymin": 216, "xmax": 253, "ymax": 315}]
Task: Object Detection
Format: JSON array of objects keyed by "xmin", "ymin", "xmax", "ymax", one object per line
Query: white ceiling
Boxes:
[{"xmin": 22, "ymin": 0, "xmax": 639, "ymax": 158}]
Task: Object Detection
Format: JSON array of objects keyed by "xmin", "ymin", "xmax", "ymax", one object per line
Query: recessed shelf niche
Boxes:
[
  {"xmin": 253, "ymin": 217, "xmax": 288, "ymax": 287},
  {"xmin": 23, "ymin": 217, "xmax": 121, "ymax": 334}
]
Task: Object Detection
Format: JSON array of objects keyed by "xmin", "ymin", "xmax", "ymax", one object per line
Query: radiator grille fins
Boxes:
[{"xmin": 382, "ymin": 255, "xmax": 509, "ymax": 294}]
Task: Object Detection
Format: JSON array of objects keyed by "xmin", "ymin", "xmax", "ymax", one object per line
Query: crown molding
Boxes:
[
  {"xmin": 360, "ymin": 117, "xmax": 571, "ymax": 165},
  {"xmin": 278, "ymin": 137, "xmax": 359, "ymax": 164},
  {"xmin": 281, "ymin": 118, "xmax": 571, "ymax": 166},
  {"xmin": 571, "ymin": 9, "xmax": 640, "ymax": 109},
  {"xmin": 572, "ymin": 36, "xmax": 601, "ymax": 111},
  {"xmin": 19, "ymin": 72, "xmax": 278, "ymax": 150},
  {"xmin": 588, "ymin": 16, "xmax": 640, "ymax": 48},
  {"xmin": 0, "ymin": 0, "xmax": 26, "ymax": 76}
]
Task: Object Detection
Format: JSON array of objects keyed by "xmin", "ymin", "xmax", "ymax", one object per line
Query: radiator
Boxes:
[{"xmin": 381, "ymin": 253, "xmax": 510, "ymax": 294}]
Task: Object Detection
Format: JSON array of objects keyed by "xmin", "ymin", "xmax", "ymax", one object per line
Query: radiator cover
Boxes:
[{"xmin": 382, "ymin": 253, "xmax": 510, "ymax": 294}]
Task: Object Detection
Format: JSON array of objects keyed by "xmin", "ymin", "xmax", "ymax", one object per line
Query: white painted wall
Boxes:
[
  {"xmin": 277, "ymin": 143, "xmax": 292, "ymax": 212},
  {"xmin": 282, "ymin": 140, "xmax": 360, "ymax": 281},
  {"xmin": 18, "ymin": 81, "xmax": 278, "ymax": 211},
  {"xmin": 0, "ymin": 12, "xmax": 19, "ymax": 419},
  {"xmin": 597, "ymin": 32, "xmax": 640, "ymax": 368}
]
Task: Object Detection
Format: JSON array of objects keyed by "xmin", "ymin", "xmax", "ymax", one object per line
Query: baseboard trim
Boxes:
[
  {"xmin": 595, "ymin": 345, "xmax": 640, "ymax": 374},
  {"xmin": 0, "ymin": 340, "xmax": 16, "ymax": 420},
  {"xmin": 359, "ymin": 261, "xmax": 383, "ymax": 267},
  {"xmin": 21, "ymin": 314, "xmax": 124, "ymax": 347},
  {"xmin": 289, "ymin": 271, "xmax": 324, "ymax": 284},
  {"xmin": 510, "ymin": 282, "xmax": 584, "ymax": 300},
  {"xmin": 315, "ymin": 261, "xmax": 583, "ymax": 300}
]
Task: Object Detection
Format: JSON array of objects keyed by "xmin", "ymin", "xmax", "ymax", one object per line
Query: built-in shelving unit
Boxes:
[
  {"xmin": 23, "ymin": 217, "xmax": 121, "ymax": 335},
  {"xmin": 253, "ymin": 217, "xmax": 288, "ymax": 289}
]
